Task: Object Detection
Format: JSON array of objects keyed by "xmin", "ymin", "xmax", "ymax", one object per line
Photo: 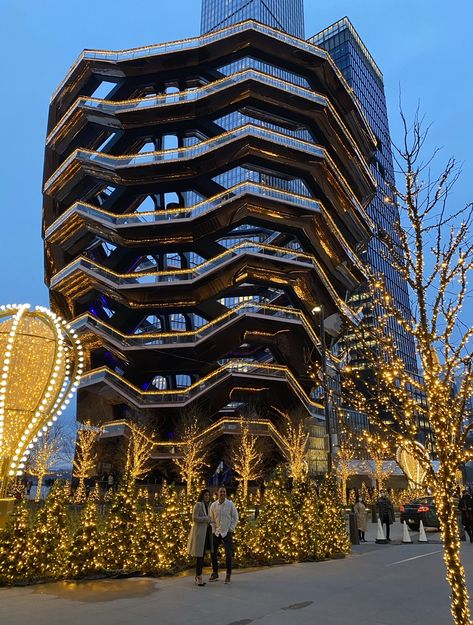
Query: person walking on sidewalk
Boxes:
[
  {"xmin": 209, "ymin": 486, "xmax": 239, "ymax": 584},
  {"xmin": 459, "ymin": 489, "xmax": 473, "ymax": 542},
  {"xmin": 354, "ymin": 496, "xmax": 368, "ymax": 542},
  {"xmin": 187, "ymin": 489, "xmax": 213, "ymax": 586},
  {"xmin": 377, "ymin": 490, "xmax": 395, "ymax": 541}
]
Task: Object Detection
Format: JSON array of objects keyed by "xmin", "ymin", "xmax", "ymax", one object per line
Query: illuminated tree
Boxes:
[
  {"xmin": 315, "ymin": 473, "xmax": 350, "ymax": 558},
  {"xmin": 67, "ymin": 496, "xmax": 102, "ymax": 578},
  {"xmin": 73, "ymin": 421, "xmax": 102, "ymax": 503},
  {"xmin": 334, "ymin": 427, "xmax": 357, "ymax": 504},
  {"xmin": 278, "ymin": 409, "xmax": 309, "ymax": 485},
  {"xmin": 231, "ymin": 417, "xmax": 264, "ymax": 505},
  {"xmin": 155, "ymin": 482, "xmax": 189, "ymax": 572},
  {"xmin": 27, "ymin": 426, "xmax": 63, "ymax": 502},
  {"xmin": 125, "ymin": 422, "xmax": 155, "ymax": 484},
  {"xmin": 290, "ymin": 480, "xmax": 320, "ymax": 561},
  {"xmin": 100, "ymin": 478, "xmax": 137, "ymax": 571},
  {"xmin": 343, "ymin": 110, "xmax": 473, "ymax": 625},
  {"xmin": 362, "ymin": 431, "xmax": 396, "ymax": 492},
  {"xmin": 130, "ymin": 495, "xmax": 161, "ymax": 574},
  {"xmin": 27, "ymin": 481, "xmax": 70, "ymax": 580},
  {"xmin": 172, "ymin": 412, "xmax": 208, "ymax": 501},
  {"xmin": 232, "ymin": 484, "xmax": 255, "ymax": 566},
  {"xmin": 0, "ymin": 500, "xmax": 31, "ymax": 584},
  {"xmin": 250, "ymin": 467, "xmax": 295, "ymax": 564},
  {"xmin": 360, "ymin": 481, "xmax": 373, "ymax": 505}
]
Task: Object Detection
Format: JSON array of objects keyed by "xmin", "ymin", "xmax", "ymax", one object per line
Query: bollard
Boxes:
[{"xmin": 349, "ymin": 512, "xmax": 360, "ymax": 545}]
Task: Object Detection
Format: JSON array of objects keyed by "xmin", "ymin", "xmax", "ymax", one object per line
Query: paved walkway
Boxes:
[{"xmin": 1, "ymin": 523, "xmax": 472, "ymax": 625}]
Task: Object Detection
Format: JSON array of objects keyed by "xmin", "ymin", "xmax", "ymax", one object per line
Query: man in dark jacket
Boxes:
[
  {"xmin": 377, "ymin": 490, "xmax": 395, "ymax": 541},
  {"xmin": 459, "ymin": 489, "xmax": 473, "ymax": 542}
]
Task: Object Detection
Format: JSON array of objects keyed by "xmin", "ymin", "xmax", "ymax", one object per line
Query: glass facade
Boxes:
[
  {"xmin": 310, "ymin": 18, "xmax": 418, "ymax": 374},
  {"xmin": 201, "ymin": 0, "xmax": 305, "ymax": 39}
]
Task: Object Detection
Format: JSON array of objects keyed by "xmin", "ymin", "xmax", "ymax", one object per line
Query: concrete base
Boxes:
[{"xmin": 0, "ymin": 498, "xmax": 15, "ymax": 529}]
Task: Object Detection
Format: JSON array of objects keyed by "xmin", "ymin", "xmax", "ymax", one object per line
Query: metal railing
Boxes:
[
  {"xmin": 45, "ymin": 181, "xmax": 322, "ymax": 238},
  {"xmin": 50, "ymin": 239, "xmax": 313, "ymax": 287},
  {"xmin": 72, "ymin": 301, "xmax": 312, "ymax": 347},
  {"xmin": 51, "ymin": 20, "xmax": 331, "ymax": 102},
  {"xmin": 80, "ymin": 359, "xmax": 325, "ymax": 418},
  {"xmin": 47, "ymin": 68, "xmax": 328, "ymax": 144},
  {"xmin": 44, "ymin": 123, "xmax": 325, "ymax": 193}
]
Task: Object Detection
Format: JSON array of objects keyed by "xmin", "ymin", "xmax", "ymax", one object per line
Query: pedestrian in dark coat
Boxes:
[
  {"xmin": 377, "ymin": 490, "xmax": 395, "ymax": 541},
  {"xmin": 459, "ymin": 489, "xmax": 473, "ymax": 542},
  {"xmin": 187, "ymin": 489, "xmax": 213, "ymax": 586}
]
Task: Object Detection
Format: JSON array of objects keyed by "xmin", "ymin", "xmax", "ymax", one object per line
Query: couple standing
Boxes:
[{"xmin": 187, "ymin": 486, "xmax": 239, "ymax": 586}]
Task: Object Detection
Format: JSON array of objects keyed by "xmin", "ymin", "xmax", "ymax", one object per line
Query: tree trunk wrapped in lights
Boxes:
[
  {"xmin": 27, "ymin": 426, "xmax": 64, "ymax": 502},
  {"xmin": 362, "ymin": 431, "xmax": 396, "ymax": 492},
  {"xmin": 124, "ymin": 422, "xmax": 155, "ymax": 484},
  {"xmin": 334, "ymin": 423, "xmax": 357, "ymax": 504},
  {"xmin": 73, "ymin": 421, "xmax": 102, "ymax": 503},
  {"xmin": 232, "ymin": 484, "xmax": 255, "ymax": 567},
  {"xmin": 26, "ymin": 481, "xmax": 70, "ymax": 580},
  {"xmin": 277, "ymin": 409, "xmax": 309, "ymax": 485},
  {"xmin": 0, "ymin": 499, "xmax": 32, "ymax": 584},
  {"xmin": 290, "ymin": 480, "xmax": 321, "ymax": 561},
  {"xmin": 172, "ymin": 413, "xmax": 208, "ymax": 502},
  {"xmin": 342, "ymin": 111, "xmax": 473, "ymax": 625},
  {"xmin": 230, "ymin": 417, "xmax": 264, "ymax": 506}
]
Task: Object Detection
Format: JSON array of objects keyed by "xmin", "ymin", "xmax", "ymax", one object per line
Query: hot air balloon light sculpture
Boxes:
[{"xmin": 0, "ymin": 304, "xmax": 83, "ymax": 502}]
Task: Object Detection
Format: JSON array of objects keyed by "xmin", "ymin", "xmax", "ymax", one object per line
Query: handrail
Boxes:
[
  {"xmin": 80, "ymin": 360, "xmax": 325, "ymax": 417},
  {"xmin": 47, "ymin": 67, "xmax": 327, "ymax": 144},
  {"xmin": 101, "ymin": 415, "xmax": 290, "ymax": 453},
  {"xmin": 49, "ymin": 19, "xmax": 376, "ymax": 148},
  {"xmin": 50, "ymin": 239, "xmax": 360, "ymax": 323},
  {"xmin": 51, "ymin": 239, "xmax": 311, "ymax": 284},
  {"xmin": 45, "ymin": 181, "xmax": 321, "ymax": 238},
  {"xmin": 43, "ymin": 123, "xmax": 325, "ymax": 194},
  {"xmin": 47, "ymin": 70, "xmax": 374, "ymax": 199},
  {"xmin": 51, "ymin": 20, "xmax": 330, "ymax": 102},
  {"xmin": 73, "ymin": 299, "xmax": 345, "ymax": 367},
  {"xmin": 72, "ymin": 300, "xmax": 319, "ymax": 348},
  {"xmin": 44, "ymin": 123, "xmax": 371, "ymax": 231}
]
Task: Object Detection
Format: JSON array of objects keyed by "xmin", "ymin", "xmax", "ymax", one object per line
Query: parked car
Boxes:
[{"xmin": 400, "ymin": 496, "xmax": 439, "ymax": 530}]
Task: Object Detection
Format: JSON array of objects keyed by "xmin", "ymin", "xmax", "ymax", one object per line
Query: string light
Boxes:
[
  {"xmin": 0, "ymin": 305, "xmax": 83, "ymax": 498},
  {"xmin": 231, "ymin": 416, "xmax": 264, "ymax": 504},
  {"xmin": 172, "ymin": 416, "xmax": 209, "ymax": 501}
]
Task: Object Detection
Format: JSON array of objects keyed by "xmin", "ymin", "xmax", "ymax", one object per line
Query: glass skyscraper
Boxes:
[
  {"xmin": 201, "ymin": 0, "xmax": 305, "ymax": 39},
  {"xmin": 309, "ymin": 18, "xmax": 418, "ymax": 374}
]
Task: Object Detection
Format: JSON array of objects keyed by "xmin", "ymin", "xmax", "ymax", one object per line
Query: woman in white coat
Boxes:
[
  {"xmin": 187, "ymin": 489, "xmax": 213, "ymax": 586},
  {"xmin": 354, "ymin": 496, "xmax": 369, "ymax": 542}
]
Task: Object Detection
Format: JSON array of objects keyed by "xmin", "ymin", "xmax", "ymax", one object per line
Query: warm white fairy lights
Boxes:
[{"xmin": 0, "ymin": 304, "xmax": 83, "ymax": 497}]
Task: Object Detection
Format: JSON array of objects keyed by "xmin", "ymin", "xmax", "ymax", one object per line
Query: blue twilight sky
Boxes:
[{"xmin": 0, "ymin": 0, "xmax": 472, "ymax": 310}]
